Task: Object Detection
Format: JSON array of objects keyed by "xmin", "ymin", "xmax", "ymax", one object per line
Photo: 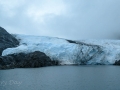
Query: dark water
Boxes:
[{"xmin": 0, "ymin": 66, "xmax": 120, "ymax": 90}]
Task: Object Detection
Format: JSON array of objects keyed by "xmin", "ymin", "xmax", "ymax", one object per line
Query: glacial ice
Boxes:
[{"xmin": 2, "ymin": 34, "xmax": 120, "ymax": 65}]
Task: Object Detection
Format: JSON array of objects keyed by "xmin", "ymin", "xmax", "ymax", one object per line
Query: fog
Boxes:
[{"xmin": 0, "ymin": 0, "xmax": 120, "ymax": 40}]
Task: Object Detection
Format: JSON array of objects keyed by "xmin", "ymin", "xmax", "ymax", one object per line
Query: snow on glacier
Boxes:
[{"xmin": 2, "ymin": 34, "xmax": 120, "ymax": 65}]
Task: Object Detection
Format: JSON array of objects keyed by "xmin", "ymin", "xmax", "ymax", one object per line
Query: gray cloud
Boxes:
[{"xmin": 0, "ymin": 0, "xmax": 120, "ymax": 40}]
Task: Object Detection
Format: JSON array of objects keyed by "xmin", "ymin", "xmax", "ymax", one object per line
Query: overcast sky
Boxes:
[{"xmin": 0, "ymin": 0, "xmax": 120, "ymax": 40}]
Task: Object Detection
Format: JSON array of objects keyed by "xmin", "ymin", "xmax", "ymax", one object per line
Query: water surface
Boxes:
[{"xmin": 0, "ymin": 65, "xmax": 120, "ymax": 90}]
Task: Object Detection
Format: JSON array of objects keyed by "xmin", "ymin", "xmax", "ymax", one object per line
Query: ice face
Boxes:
[{"xmin": 2, "ymin": 34, "xmax": 120, "ymax": 65}]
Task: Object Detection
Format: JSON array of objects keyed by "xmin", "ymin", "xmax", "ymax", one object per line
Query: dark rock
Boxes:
[
  {"xmin": 66, "ymin": 39, "xmax": 77, "ymax": 44},
  {"xmin": 16, "ymin": 51, "xmax": 54, "ymax": 68},
  {"xmin": 0, "ymin": 55, "xmax": 16, "ymax": 69},
  {"xmin": 0, "ymin": 27, "xmax": 19, "ymax": 55},
  {"xmin": 0, "ymin": 51, "xmax": 59, "ymax": 69},
  {"xmin": 114, "ymin": 60, "xmax": 120, "ymax": 65}
]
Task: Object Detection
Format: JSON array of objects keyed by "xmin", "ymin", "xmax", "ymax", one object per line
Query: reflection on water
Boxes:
[{"xmin": 0, "ymin": 65, "xmax": 120, "ymax": 90}]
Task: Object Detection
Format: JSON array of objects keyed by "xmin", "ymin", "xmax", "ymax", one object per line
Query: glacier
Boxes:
[{"xmin": 2, "ymin": 34, "xmax": 120, "ymax": 65}]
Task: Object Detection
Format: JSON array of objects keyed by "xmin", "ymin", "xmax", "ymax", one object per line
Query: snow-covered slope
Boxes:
[{"xmin": 2, "ymin": 34, "xmax": 120, "ymax": 65}]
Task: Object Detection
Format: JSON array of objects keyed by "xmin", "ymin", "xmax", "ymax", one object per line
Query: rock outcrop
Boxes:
[
  {"xmin": 0, "ymin": 27, "xmax": 19, "ymax": 55},
  {"xmin": 114, "ymin": 60, "xmax": 120, "ymax": 65},
  {"xmin": 0, "ymin": 51, "xmax": 59, "ymax": 69}
]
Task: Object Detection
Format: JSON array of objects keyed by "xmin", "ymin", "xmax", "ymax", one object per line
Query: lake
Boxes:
[{"xmin": 0, "ymin": 65, "xmax": 120, "ymax": 90}]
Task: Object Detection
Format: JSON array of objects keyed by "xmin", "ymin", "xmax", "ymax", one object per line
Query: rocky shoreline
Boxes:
[{"xmin": 0, "ymin": 51, "xmax": 59, "ymax": 69}]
